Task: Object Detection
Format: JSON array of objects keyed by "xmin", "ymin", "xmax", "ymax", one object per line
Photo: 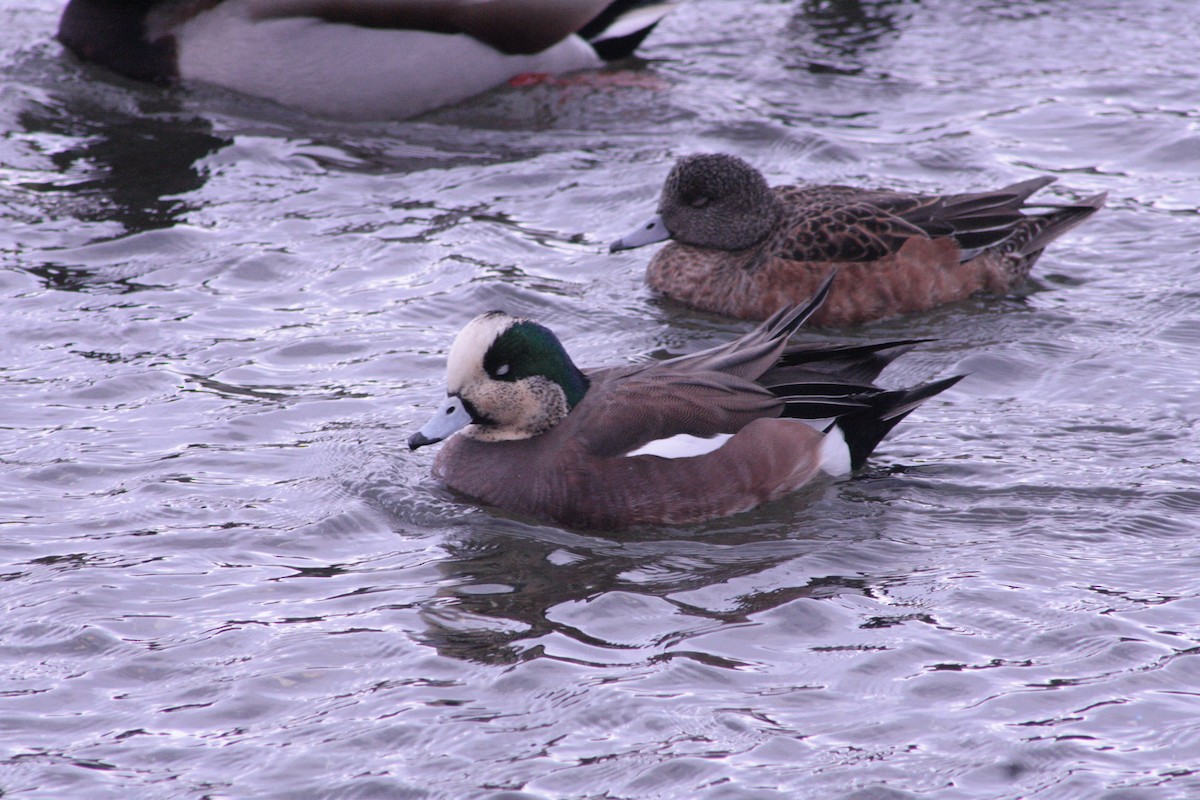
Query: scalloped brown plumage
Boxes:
[{"xmin": 610, "ymin": 154, "xmax": 1107, "ymax": 326}]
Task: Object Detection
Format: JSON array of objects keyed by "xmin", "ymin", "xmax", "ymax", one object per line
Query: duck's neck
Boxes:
[{"xmin": 742, "ymin": 190, "xmax": 783, "ymax": 249}]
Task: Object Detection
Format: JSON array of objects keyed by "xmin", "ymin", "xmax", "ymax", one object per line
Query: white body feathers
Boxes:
[{"xmin": 174, "ymin": 0, "xmax": 603, "ymax": 119}]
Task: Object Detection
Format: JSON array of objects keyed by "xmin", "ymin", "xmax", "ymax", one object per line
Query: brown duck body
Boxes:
[
  {"xmin": 411, "ymin": 277, "xmax": 963, "ymax": 530},
  {"xmin": 617, "ymin": 156, "xmax": 1107, "ymax": 326},
  {"xmin": 432, "ymin": 364, "xmax": 829, "ymax": 530}
]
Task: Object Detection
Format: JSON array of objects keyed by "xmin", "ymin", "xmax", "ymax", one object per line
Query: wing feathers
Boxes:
[{"xmin": 250, "ymin": 0, "xmax": 609, "ymax": 54}]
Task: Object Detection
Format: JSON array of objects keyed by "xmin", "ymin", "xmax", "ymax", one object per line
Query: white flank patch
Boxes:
[
  {"xmin": 819, "ymin": 425, "xmax": 852, "ymax": 476},
  {"xmin": 625, "ymin": 433, "xmax": 734, "ymax": 459}
]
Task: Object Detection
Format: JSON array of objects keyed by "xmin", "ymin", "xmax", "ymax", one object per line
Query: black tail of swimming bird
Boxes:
[
  {"xmin": 579, "ymin": 0, "xmax": 677, "ymax": 60},
  {"xmin": 833, "ymin": 375, "xmax": 966, "ymax": 470}
]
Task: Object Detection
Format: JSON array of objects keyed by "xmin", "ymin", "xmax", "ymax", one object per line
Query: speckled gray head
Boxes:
[
  {"xmin": 408, "ymin": 311, "xmax": 589, "ymax": 449},
  {"xmin": 610, "ymin": 153, "xmax": 782, "ymax": 252}
]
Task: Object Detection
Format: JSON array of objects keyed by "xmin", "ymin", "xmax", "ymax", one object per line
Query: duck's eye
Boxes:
[
  {"xmin": 688, "ymin": 195, "xmax": 711, "ymax": 208},
  {"xmin": 495, "ymin": 363, "xmax": 510, "ymax": 377}
]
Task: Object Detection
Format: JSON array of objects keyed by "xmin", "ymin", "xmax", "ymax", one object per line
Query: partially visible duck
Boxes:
[
  {"xmin": 408, "ymin": 274, "xmax": 963, "ymax": 530},
  {"xmin": 610, "ymin": 153, "xmax": 1107, "ymax": 325},
  {"xmin": 57, "ymin": 0, "xmax": 675, "ymax": 119}
]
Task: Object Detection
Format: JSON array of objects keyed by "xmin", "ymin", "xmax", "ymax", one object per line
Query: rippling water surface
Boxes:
[{"xmin": 3, "ymin": 2, "xmax": 1200, "ymax": 798}]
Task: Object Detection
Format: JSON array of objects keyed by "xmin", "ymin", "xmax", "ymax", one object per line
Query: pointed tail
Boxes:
[
  {"xmin": 580, "ymin": 1, "xmax": 677, "ymax": 60},
  {"xmin": 830, "ymin": 374, "xmax": 966, "ymax": 470},
  {"xmin": 1014, "ymin": 191, "xmax": 1108, "ymax": 257}
]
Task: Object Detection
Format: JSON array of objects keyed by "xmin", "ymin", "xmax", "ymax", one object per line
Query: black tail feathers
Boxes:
[
  {"xmin": 830, "ymin": 375, "xmax": 966, "ymax": 470},
  {"xmin": 580, "ymin": 0, "xmax": 676, "ymax": 60}
]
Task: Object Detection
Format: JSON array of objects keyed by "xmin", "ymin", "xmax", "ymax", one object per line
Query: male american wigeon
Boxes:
[
  {"xmin": 57, "ymin": 0, "xmax": 675, "ymax": 119},
  {"xmin": 409, "ymin": 276, "xmax": 963, "ymax": 530},
  {"xmin": 610, "ymin": 153, "xmax": 1107, "ymax": 325}
]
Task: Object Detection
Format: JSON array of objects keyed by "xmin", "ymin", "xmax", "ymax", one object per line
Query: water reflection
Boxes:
[
  {"xmin": 787, "ymin": 0, "xmax": 911, "ymax": 73},
  {"xmin": 18, "ymin": 95, "xmax": 229, "ymax": 232},
  {"xmin": 419, "ymin": 517, "xmax": 880, "ymax": 667},
  {"xmin": 8, "ymin": 90, "xmax": 229, "ymax": 292}
]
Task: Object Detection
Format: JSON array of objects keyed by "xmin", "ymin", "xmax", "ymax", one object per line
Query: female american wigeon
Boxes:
[
  {"xmin": 409, "ymin": 276, "xmax": 963, "ymax": 530},
  {"xmin": 610, "ymin": 153, "xmax": 1107, "ymax": 326},
  {"xmin": 57, "ymin": 0, "xmax": 675, "ymax": 119}
]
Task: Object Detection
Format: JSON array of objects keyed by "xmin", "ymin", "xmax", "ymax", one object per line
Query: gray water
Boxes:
[{"xmin": 2, "ymin": 1, "xmax": 1199, "ymax": 798}]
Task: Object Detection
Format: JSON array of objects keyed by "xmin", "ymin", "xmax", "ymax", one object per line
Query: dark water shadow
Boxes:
[
  {"xmin": 785, "ymin": 0, "xmax": 914, "ymax": 75},
  {"xmin": 17, "ymin": 93, "xmax": 228, "ymax": 234},
  {"xmin": 397, "ymin": 495, "xmax": 892, "ymax": 667},
  {"xmin": 12, "ymin": 83, "xmax": 230, "ymax": 292}
]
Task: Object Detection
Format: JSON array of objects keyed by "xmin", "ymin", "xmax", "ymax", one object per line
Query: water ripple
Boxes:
[{"xmin": 4, "ymin": 1, "xmax": 1200, "ymax": 798}]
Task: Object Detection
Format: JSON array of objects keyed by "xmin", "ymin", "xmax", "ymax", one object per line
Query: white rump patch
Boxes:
[
  {"xmin": 625, "ymin": 433, "xmax": 734, "ymax": 459},
  {"xmin": 819, "ymin": 425, "xmax": 852, "ymax": 476}
]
